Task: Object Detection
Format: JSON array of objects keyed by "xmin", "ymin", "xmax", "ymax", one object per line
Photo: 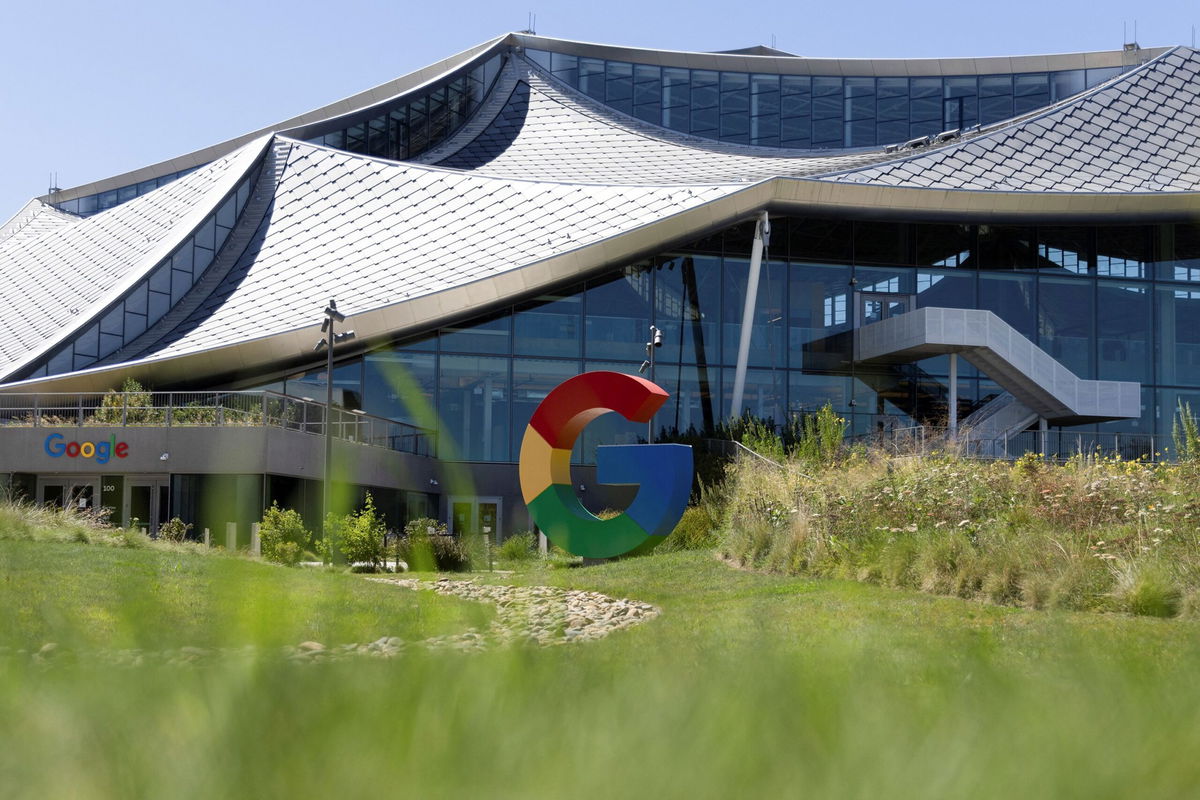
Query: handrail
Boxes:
[{"xmin": 0, "ymin": 390, "xmax": 435, "ymax": 458}]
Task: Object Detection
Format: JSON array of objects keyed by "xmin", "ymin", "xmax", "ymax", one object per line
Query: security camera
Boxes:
[{"xmin": 651, "ymin": 325, "xmax": 663, "ymax": 348}]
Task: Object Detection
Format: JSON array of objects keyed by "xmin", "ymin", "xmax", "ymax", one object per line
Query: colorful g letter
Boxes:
[{"xmin": 519, "ymin": 371, "xmax": 693, "ymax": 558}]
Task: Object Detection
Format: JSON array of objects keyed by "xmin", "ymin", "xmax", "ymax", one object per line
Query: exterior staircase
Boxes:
[{"xmin": 855, "ymin": 306, "xmax": 1140, "ymax": 427}]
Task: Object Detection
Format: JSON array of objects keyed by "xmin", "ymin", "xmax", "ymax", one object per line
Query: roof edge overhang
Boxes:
[
  {"xmin": 7, "ymin": 174, "xmax": 1199, "ymax": 395},
  {"xmin": 510, "ymin": 32, "xmax": 1169, "ymax": 78}
]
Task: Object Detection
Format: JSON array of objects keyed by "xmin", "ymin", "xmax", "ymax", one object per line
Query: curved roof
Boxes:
[
  {"xmin": 0, "ymin": 140, "xmax": 266, "ymax": 376},
  {"xmin": 3, "ymin": 39, "xmax": 1199, "ymax": 393},
  {"xmin": 424, "ymin": 59, "xmax": 891, "ymax": 183}
]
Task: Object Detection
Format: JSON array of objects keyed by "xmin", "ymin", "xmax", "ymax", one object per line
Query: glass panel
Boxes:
[
  {"xmin": 978, "ymin": 225, "xmax": 1035, "ymax": 270},
  {"xmin": 100, "ymin": 306, "xmax": 123, "ymax": 336},
  {"xmin": 605, "ymin": 61, "xmax": 633, "ymax": 114},
  {"xmin": 943, "ymin": 76, "xmax": 978, "ymax": 128},
  {"xmin": 287, "ymin": 362, "xmax": 362, "ymax": 410},
  {"xmin": 788, "ymin": 373, "xmax": 852, "ymax": 417},
  {"xmin": 916, "ymin": 223, "xmax": 973, "ymax": 267},
  {"xmin": 1157, "ymin": 285, "xmax": 1200, "ymax": 387},
  {"xmin": 1098, "ymin": 282, "xmax": 1150, "ymax": 382},
  {"xmin": 978, "ymin": 272, "xmax": 1035, "ymax": 338},
  {"xmin": 652, "ymin": 362, "xmax": 718, "ymax": 436},
  {"xmin": 438, "ymin": 355, "xmax": 510, "ymax": 461},
  {"xmin": 74, "ymin": 324, "xmax": 98, "ymax": 357},
  {"xmin": 854, "ymin": 221, "xmax": 909, "ymax": 265},
  {"xmin": 1038, "ymin": 227, "xmax": 1091, "ymax": 273},
  {"xmin": 439, "ymin": 312, "xmax": 511, "ymax": 355},
  {"xmin": 1161, "ymin": 223, "xmax": 1200, "ymax": 281},
  {"xmin": 526, "ymin": 49, "xmax": 551, "ymax": 70},
  {"xmin": 1051, "ymin": 69, "xmax": 1086, "ymax": 101},
  {"xmin": 653, "ymin": 254, "xmax": 721, "ymax": 367},
  {"xmin": 362, "ymin": 351, "xmax": 435, "ymax": 426},
  {"xmin": 1038, "ymin": 276, "xmax": 1094, "ymax": 378},
  {"xmin": 579, "ymin": 58, "xmax": 605, "ymax": 100},
  {"xmin": 194, "ymin": 218, "xmax": 216, "ymax": 252},
  {"xmin": 513, "ymin": 290, "xmax": 582, "ymax": 358},
  {"xmin": 550, "ymin": 52, "xmax": 579, "ymax": 85},
  {"xmin": 662, "ymin": 67, "xmax": 690, "ymax": 131},
  {"xmin": 584, "ymin": 266, "xmax": 652, "ymax": 361},
  {"xmin": 690, "ymin": 70, "xmax": 719, "ymax": 136},
  {"xmin": 1096, "ymin": 226, "xmax": 1148, "ymax": 278},
  {"xmin": 788, "ymin": 218, "xmax": 852, "ymax": 263},
  {"xmin": 917, "ymin": 269, "xmax": 975, "ymax": 309},
  {"xmin": 788, "ymin": 262, "xmax": 852, "ymax": 372},
  {"xmin": 855, "ymin": 266, "xmax": 914, "ymax": 296},
  {"xmin": 173, "ymin": 243, "xmax": 194, "ymax": 277},
  {"xmin": 1013, "ymin": 73, "xmax": 1050, "ymax": 115},
  {"xmin": 123, "ymin": 310, "xmax": 147, "ymax": 340},
  {"xmin": 722, "ymin": 368, "xmax": 787, "ymax": 424},
  {"xmin": 722, "ymin": 258, "xmax": 786, "ymax": 367},
  {"xmin": 633, "ymin": 63, "xmax": 661, "ymax": 124},
  {"xmin": 216, "ymin": 195, "xmax": 237, "ymax": 230}
]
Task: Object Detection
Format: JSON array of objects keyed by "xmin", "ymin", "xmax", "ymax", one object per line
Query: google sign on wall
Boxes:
[{"xmin": 44, "ymin": 433, "xmax": 130, "ymax": 465}]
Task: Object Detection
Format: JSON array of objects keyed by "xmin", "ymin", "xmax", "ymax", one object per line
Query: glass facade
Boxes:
[
  {"xmin": 526, "ymin": 48, "xmax": 1126, "ymax": 149},
  {"xmin": 26, "ymin": 159, "xmax": 265, "ymax": 379},
  {"xmin": 253, "ymin": 218, "xmax": 1200, "ymax": 462},
  {"xmin": 301, "ymin": 52, "xmax": 504, "ymax": 161}
]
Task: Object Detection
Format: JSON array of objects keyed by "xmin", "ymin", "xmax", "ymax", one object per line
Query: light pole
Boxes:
[
  {"xmin": 314, "ymin": 299, "xmax": 355, "ymax": 561},
  {"xmin": 638, "ymin": 324, "xmax": 663, "ymax": 442}
]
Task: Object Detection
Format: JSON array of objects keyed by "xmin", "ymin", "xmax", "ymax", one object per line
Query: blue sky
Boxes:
[{"xmin": 1, "ymin": 0, "xmax": 1197, "ymax": 216}]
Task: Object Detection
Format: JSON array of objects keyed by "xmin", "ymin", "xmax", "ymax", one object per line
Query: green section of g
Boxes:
[{"xmin": 526, "ymin": 484, "xmax": 648, "ymax": 559}]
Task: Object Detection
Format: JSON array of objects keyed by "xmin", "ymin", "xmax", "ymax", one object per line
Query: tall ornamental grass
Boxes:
[{"xmin": 720, "ymin": 450, "xmax": 1200, "ymax": 618}]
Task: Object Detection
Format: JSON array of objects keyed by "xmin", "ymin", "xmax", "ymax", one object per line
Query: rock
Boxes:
[{"xmin": 298, "ymin": 641, "xmax": 325, "ymax": 652}]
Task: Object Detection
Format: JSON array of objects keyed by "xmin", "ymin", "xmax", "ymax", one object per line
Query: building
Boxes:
[{"xmin": 0, "ymin": 33, "xmax": 1197, "ymax": 540}]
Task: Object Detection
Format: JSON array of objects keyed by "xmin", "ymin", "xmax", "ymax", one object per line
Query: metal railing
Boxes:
[
  {"xmin": 0, "ymin": 391, "xmax": 435, "ymax": 457},
  {"xmin": 858, "ymin": 425, "xmax": 1161, "ymax": 463}
]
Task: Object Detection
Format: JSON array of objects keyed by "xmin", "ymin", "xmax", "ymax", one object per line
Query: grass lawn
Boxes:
[
  {"xmin": 4, "ymin": 543, "xmax": 1200, "ymax": 798},
  {"xmin": 0, "ymin": 539, "xmax": 492, "ymax": 650}
]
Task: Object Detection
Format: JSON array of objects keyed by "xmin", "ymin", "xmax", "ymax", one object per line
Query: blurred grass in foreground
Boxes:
[
  {"xmin": 2, "ymin": 544, "xmax": 1200, "ymax": 798},
  {"xmin": 0, "ymin": 539, "xmax": 491, "ymax": 651}
]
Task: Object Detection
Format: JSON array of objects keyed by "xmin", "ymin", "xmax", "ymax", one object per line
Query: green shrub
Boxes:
[
  {"xmin": 93, "ymin": 377, "xmax": 164, "ymax": 425},
  {"xmin": 398, "ymin": 517, "xmax": 468, "ymax": 571},
  {"xmin": 790, "ymin": 403, "xmax": 846, "ymax": 466},
  {"xmin": 157, "ymin": 517, "xmax": 193, "ymax": 543},
  {"xmin": 499, "ymin": 531, "xmax": 537, "ymax": 561},
  {"xmin": 259, "ymin": 503, "xmax": 312, "ymax": 566},
  {"xmin": 336, "ymin": 494, "xmax": 387, "ymax": 569}
]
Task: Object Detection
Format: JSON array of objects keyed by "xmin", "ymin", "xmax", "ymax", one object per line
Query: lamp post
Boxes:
[
  {"xmin": 638, "ymin": 324, "xmax": 663, "ymax": 442},
  {"xmin": 314, "ymin": 299, "xmax": 355, "ymax": 561}
]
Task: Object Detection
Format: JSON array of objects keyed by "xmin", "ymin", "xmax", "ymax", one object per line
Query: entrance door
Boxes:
[
  {"xmin": 448, "ymin": 496, "xmax": 503, "ymax": 543},
  {"xmin": 125, "ymin": 479, "xmax": 170, "ymax": 536},
  {"xmin": 37, "ymin": 478, "xmax": 100, "ymax": 513}
]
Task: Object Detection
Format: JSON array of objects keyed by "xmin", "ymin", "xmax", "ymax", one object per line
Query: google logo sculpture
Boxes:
[{"xmin": 519, "ymin": 371, "xmax": 693, "ymax": 559}]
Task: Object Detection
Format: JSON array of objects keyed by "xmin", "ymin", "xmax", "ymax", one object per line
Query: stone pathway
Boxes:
[{"xmin": 4, "ymin": 578, "xmax": 660, "ymax": 667}]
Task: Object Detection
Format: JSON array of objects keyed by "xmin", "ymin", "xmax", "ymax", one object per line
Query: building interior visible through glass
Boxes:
[{"xmin": 231, "ymin": 217, "xmax": 1196, "ymax": 462}]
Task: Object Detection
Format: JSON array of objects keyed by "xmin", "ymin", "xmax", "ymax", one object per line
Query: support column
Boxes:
[
  {"xmin": 1039, "ymin": 417, "xmax": 1049, "ymax": 459},
  {"xmin": 948, "ymin": 353, "xmax": 958, "ymax": 437},
  {"xmin": 731, "ymin": 212, "xmax": 770, "ymax": 419}
]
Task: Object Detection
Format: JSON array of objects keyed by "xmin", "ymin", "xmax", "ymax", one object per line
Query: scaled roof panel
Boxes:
[
  {"xmin": 0, "ymin": 200, "xmax": 79, "ymax": 248},
  {"xmin": 130, "ymin": 139, "xmax": 737, "ymax": 359},
  {"xmin": 822, "ymin": 48, "xmax": 1200, "ymax": 192}
]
